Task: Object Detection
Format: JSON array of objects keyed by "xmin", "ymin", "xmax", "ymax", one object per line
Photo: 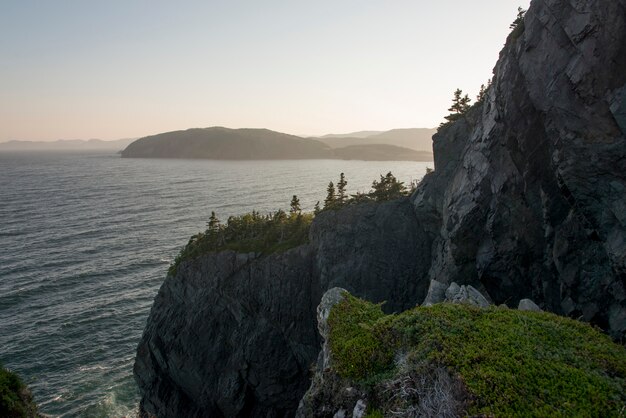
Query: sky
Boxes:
[{"xmin": 1, "ymin": 0, "xmax": 531, "ymax": 141}]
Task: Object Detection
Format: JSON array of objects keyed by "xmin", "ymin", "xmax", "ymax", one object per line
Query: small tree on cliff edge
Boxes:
[
  {"xmin": 290, "ymin": 195, "xmax": 301, "ymax": 215},
  {"xmin": 510, "ymin": 7, "xmax": 526, "ymax": 30},
  {"xmin": 314, "ymin": 201, "xmax": 321, "ymax": 215},
  {"xmin": 324, "ymin": 181, "xmax": 336, "ymax": 209},
  {"xmin": 337, "ymin": 173, "xmax": 348, "ymax": 203},
  {"xmin": 208, "ymin": 211, "xmax": 220, "ymax": 233},
  {"xmin": 441, "ymin": 88, "xmax": 472, "ymax": 125},
  {"xmin": 449, "ymin": 89, "xmax": 471, "ymax": 114}
]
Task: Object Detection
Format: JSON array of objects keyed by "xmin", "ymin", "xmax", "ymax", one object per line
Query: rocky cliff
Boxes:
[
  {"xmin": 135, "ymin": 0, "xmax": 626, "ymax": 416},
  {"xmin": 135, "ymin": 199, "xmax": 428, "ymax": 417},
  {"xmin": 414, "ymin": 0, "xmax": 626, "ymax": 337}
]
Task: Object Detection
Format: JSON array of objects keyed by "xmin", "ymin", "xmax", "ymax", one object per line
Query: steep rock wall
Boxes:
[
  {"xmin": 134, "ymin": 199, "xmax": 429, "ymax": 417},
  {"xmin": 414, "ymin": 0, "xmax": 626, "ymax": 338}
]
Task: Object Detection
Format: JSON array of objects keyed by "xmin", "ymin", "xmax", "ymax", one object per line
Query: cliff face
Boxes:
[
  {"xmin": 135, "ymin": 0, "xmax": 626, "ymax": 415},
  {"xmin": 414, "ymin": 0, "xmax": 626, "ymax": 337},
  {"xmin": 135, "ymin": 199, "xmax": 428, "ymax": 417}
]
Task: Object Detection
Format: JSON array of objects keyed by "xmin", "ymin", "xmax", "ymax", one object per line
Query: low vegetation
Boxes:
[
  {"xmin": 169, "ymin": 171, "xmax": 416, "ymax": 275},
  {"xmin": 327, "ymin": 294, "xmax": 626, "ymax": 417},
  {"xmin": 0, "ymin": 365, "xmax": 37, "ymax": 418}
]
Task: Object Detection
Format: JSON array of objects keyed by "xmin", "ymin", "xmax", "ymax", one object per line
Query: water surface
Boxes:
[{"xmin": 0, "ymin": 151, "xmax": 431, "ymax": 416}]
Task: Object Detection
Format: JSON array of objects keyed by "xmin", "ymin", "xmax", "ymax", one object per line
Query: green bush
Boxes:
[
  {"xmin": 0, "ymin": 365, "xmax": 36, "ymax": 418},
  {"xmin": 327, "ymin": 297, "xmax": 626, "ymax": 417},
  {"xmin": 327, "ymin": 294, "xmax": 396, "ymax": 380}
]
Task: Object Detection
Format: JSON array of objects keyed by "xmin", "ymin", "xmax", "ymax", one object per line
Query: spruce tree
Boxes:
[
  {"xmin": 337, "ymin": 172, "xmax": 347, "ymax": 204},
  {"xmin": 370, "ymin": 171, "xmax": 406, "ymax": 201},
  {"xmin": 444, "ymin": 88, "xmax": 472, "ymax": 123},
  {"xmin": 324, "ymin": 181, "xmax": 336, "ymax": 209},
  {"xmin": 290, "ymin": 195, "xmax": 301, "ymax": 215},
  {"xmin": 314, "ymin": 201, "xmax": 321, "ymax": 215},
  {"xmin": 510, "ymin": 7, "xmax": 526, "ymax": 29},
  {"xmin": 477, "ymin": 84, "xmax": 487, "ymax": 102},
  {"xmin": 208, "ymin": 211, "xmax": 220, "ymax": 233}
]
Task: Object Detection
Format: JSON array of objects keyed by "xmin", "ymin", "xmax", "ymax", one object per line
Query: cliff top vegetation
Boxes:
[
  {"xmin": 0, "ymin": 365, "xmax": 37, "ymax": 418},
  {"xmin": 327, "ymin": 294, "xmax": 626, "ymax": 417},
  {"xmin": 168, "ymin": 171, "xmax": 418, "ymax": 275}
]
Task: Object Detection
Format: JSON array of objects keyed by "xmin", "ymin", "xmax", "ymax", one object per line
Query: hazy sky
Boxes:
[{"xmin": 1, "ymin": 0, "xmax": 531, "ymax": 141}]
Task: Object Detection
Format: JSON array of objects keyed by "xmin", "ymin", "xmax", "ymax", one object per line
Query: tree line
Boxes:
[{"xmin": 169, "ymin": 171, "xmax": 415, "ymax": 275}]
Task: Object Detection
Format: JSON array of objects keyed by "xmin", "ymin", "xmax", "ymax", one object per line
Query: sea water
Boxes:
[{"xmin": 0, "ymin": 151, "xmax": 431, "ymax": 416}]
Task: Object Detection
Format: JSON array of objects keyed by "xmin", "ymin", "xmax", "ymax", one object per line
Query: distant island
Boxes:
[
  {"xmin": 120, "ymin": 127, "xmax": 434, "ymax": 161},
  {"xmin": 0, "ymin": 138, "xmax": 136, "ymax": 152}
]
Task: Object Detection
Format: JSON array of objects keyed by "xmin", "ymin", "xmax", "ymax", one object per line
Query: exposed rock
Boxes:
[
  {"xmin": 352, "ymin": 400, "xmax": 367, "ymax": 418},
  {"xmin": 444, "ymin": 282, "xmax": 491, "ymax": 308},
  {"xmin": 412, "ymin": 0, "xmax": 626, "ymax": 339},
  {"xmin": 136, "ymin": 199, "xmax": 430, "ymax": 417},
  {"xmin": 317, "ymin": 287, "xmax": 348, "ymax": 371},
  {"xmin": 310, "ymin": 199, "xmax": 432, "ymax": 314},
  {"xmin": 134, "ymin": 248, "xmax": 320, "ymax": 417},
  {"xmin": 518, "ymin": 299, "xmax": 542, "ymax": 312},
  {"xmin": 422, "ymin": 280, "xmax": 448, "ymax": 306}
]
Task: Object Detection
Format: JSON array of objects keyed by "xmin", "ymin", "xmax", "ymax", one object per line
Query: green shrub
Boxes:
[
  {"xmin": 327, "ymin": 297, "xmax": 626, "ymax": 417},
  {"xmin": 327, "ymin": 294, "xmax": 396, "ymax": 380},
  {"xmin": 0, "ymin": 365, "xmax": 36, "ymax": 418}
]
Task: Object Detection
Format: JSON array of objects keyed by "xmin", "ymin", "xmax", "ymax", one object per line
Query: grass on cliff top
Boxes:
[
  {"xmin": 327, "ymin": 294, "xmax": 626, "ymax": 417},
  {"xmin": 0, "ymin": 365, "xmax": 37, "ymax": 418}
]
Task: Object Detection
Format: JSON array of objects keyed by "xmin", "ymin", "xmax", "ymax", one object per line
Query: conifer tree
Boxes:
[
  {"xmin": 324, "ymin": 181, "xmax": 336, "ymax": 209},
  {"xmin": 290, "ymin": 195, "xmax": 301, "ymax": 215},
  {"xmin": 476, "ymin": 79, "xmax": 492, "ymax": 103},
  {"xmin": 337, "ymin": 173, "xmax": 348, "ymax": 204},
  {"xmin": 208, "ymin": 211, "xmax": 220, "ymax": 233},
  {"xmin": 510, "ymin": 7, "xmax": 526, "ymax": 29},
  {"xmin": 477, "ymin": 84, "xmax": 487, "ymax": 102},
  {"xmin": 314, "ymin": 201, "xmax": 321, "ymax": 215},
  {"xmin": 370, "ymin": 172, "xmax": 406, "ymax": 201},
  {"xmin": 444, "ymin": 88, "xmax": 472, "ymax": 123}
]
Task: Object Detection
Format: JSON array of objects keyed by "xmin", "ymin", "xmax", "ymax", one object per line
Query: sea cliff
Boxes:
[{"xmin": 134, "ymin": 0, "xmax": 626, "ymax": 416}]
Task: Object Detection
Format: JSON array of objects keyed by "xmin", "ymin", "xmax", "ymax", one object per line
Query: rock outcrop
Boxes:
[
  {"xmin": 135, "ymin": 0, "xmax": 626, "ymax": 415},
  {"xmin": 298, "ymin": 289, "xmax": 626, "ymax": 417},
  {"xmin": 413, "ymin": 0, "xmax": 626, "ymax": 339},
  {"xmin": 135, "ymin": 199, "xmax": 429, "ymax": 417}
]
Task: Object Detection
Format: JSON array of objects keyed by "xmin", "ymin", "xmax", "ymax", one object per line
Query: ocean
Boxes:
[{"xmin": 0, "ymin": 151, "xmax": 431, "ymax": 417}]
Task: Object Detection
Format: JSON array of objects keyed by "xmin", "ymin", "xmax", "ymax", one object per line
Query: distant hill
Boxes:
[
  {"xmin": 315, "ymin": 128, "xmax": 436, "ymax": 151},
  {"xmin": 318, "ymin": 131, "xmax": 383, "ymax": 139},
  {"xmin": 0, "ymin": 138, "xmax": 136, "ymax": 152},
  {"xmin": 121, "ymin": 127, "xmax": 333, "ymax": 159},
  {"xmin": 121, "ymin": 127, "xmax": 432, "ymax": 161},
  {"xmin": 332, "ymin": 144, "xmax": 432, "ymax": 161}
]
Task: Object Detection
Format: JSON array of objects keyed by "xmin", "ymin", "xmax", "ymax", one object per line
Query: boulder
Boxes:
[{"xmin": 518, "ymin": 299, "xmax": 542, "ymax": 312}]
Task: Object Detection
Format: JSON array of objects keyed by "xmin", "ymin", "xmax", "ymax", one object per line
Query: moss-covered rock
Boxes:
[{"xmin": 311, "ymin": 293, "xmax": 626, "ymax": 417}]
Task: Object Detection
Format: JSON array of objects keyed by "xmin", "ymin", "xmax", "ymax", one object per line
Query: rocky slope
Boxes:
[{"xmin": 134, "ymin": 0, "xmax": 626, "ymax": 416}]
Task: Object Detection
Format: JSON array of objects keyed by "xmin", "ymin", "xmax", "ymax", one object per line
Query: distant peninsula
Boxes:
[{"xmin": 120, "ymin": 127, "xmax": 433, "ymax": 161}]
